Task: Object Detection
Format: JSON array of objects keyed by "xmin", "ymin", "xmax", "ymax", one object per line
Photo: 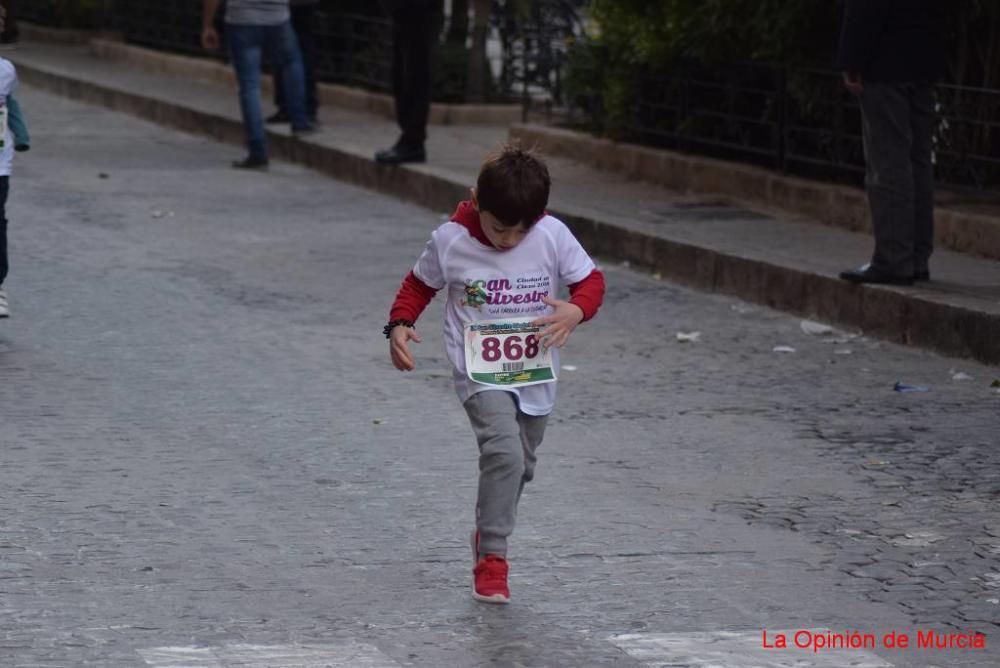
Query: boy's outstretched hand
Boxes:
[
  {"xmin": 532, "ymin": 296, "xmax": 584, "ymax": 349},
  {"xmin": 389, "ymin": 325, "xmax": 422, "ymax": 371}
]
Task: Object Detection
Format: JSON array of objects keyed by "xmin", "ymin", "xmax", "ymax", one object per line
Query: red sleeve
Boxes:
[
  {"xmin": 568, "ymin": 269, "xmax": 605, "ymax": 322},
  {"xmin": 389, "ymin": 271, "xmax": 439, "ymax": 324}
]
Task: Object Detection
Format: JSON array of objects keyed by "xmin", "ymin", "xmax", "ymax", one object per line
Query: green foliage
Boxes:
[
  {"xmin": 586, "ymin": 0, "xmax": 838, "ymax": 67},
  {"xmin": 433, "ymin": 41, "xmax": 497, "ymax": 104},
  {"xmin": 434, "ymin": 41, "xmax": 473, "ymax": 104},
  {"xmin": 563, "ymin": 37, "xmax": 608, "ymax": 132},
  {"xmin": 566, "ymin": 0, "xmax": 840, "ymax": 136}
]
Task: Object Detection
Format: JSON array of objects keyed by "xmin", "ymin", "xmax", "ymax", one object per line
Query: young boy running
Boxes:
[{"xmin": 385, "ymin": 145, "xmax": 605, "ymax": 603}]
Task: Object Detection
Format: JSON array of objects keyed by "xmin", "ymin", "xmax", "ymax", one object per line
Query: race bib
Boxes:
[{"xmin": 464, "ymin": 318, "xmax": 556, "ymax": 388}]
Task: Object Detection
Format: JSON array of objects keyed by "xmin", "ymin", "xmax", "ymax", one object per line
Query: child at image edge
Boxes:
[
  {"xmin": 385, "ymin": 145, "xmax": 606, "ymax": 603},
  {"xmin": 0, "ymin": 47, "xmax": 25, "ymax": 320}
]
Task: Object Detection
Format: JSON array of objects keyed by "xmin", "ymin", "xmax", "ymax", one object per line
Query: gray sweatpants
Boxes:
[{"xmin": 463, "ymin": 390, "xmax": 548, "ymax": 558}]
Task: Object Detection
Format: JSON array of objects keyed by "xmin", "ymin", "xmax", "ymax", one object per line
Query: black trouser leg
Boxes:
[
  {"xmin": 392, "ymin": 4, "xmax": 441, "ymax": 148},
  {"xmin": 859, "ymin": 83, "xmax": 918, "ymax": 277},
  {"xmin": 909, "ymin": 84, "xmax": 935, "ymax": 273},
  {"xmin": 1, "ymin": 0, "xmax": 17, "ymax": 43}
]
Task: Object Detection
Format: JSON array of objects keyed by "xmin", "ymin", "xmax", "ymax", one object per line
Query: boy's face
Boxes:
[
  {"xmin": 479, "ymin": 210, "xmax": 530, "ymax": 251},
  {"xmin": 472, "ymin": 188, "xmax": 531, "ymax": 251}
]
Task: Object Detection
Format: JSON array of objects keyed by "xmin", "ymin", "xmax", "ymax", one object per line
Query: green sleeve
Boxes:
[{"xmin": 7, "ymin": 94, "xmax": 30, "ymax": 151}]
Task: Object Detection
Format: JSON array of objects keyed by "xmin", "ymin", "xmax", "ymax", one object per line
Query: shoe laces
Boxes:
[{"xmin": 475, "ymin": 554, "xmax": 508, "ymax": 584}]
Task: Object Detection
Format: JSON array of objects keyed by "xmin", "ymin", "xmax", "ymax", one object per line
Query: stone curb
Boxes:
[
  {"xmin": 510, "ymin": 123, "xmax": 1000, "ymax": 263},
  {"xmin": 560, "ymin": 211, "xmax": 999, "ymax": 364},
  {"xmin": 15, "ymin": 59, "xmax": 1000, "ymax": 365}
]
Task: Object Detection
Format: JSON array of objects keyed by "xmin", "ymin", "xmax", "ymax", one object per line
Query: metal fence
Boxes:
[
  {"xmin": 549, "ymin": 53, "xmax": 1000, "ymax": 190},
  {"xmin": 935, "ymin": 83, "xmax": 1000, "ymax": 190},
  {"xmin": 107, "ymin": 3, "xmax": 396, "ymax": 94},
  {"xmin": 21, "ymin": 2, "xmax": 998, "ymax": 189},
  {"xmin": 19, "ymin": 0, "xmax": 579, "ymax": 105},
  {"xmin": 612, "ymin": 63, "xmax": 867, "ymax": 184}
]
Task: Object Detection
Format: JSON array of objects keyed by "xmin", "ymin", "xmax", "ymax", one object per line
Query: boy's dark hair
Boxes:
[{"xmin": 476, "ymin": 144, "xmax": 551, "ymax": 227}]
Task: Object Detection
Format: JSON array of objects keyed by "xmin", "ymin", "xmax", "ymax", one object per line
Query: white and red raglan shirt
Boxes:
[{"xmin": 390, "ymin": 201, "xmax": 605, "ymax": 416}]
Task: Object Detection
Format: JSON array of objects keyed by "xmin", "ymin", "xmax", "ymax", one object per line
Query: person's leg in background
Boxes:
[
  {"xmin": 399, "ymin": 6, "xmax": 438, "ymax": 150},
  {"xmin": 840, "ymin": 82, "xmax": 916, "ymax": 285},
  {"xmin": 0, "ymin": 175, "xmax": 11, "ymax": 317},
  {"xmin": 0, "ymin": 0, "xmax": 17, "ymax": 45},
  {"xmin": 376, "ymin": 1, "xmax": 442, "ymax": 164},
  {"xmin": 910, "ymin": 83, "xmax": 936, "ymax": 280},
  {"xmin": 265, "ymin": 21, "xmax": 311, "ymax": 133},
  {"xmin": 269, "ymin": 2, "xmax": 318, "ymax": 124},
  {"xmin": 226, "ymin": 24, "xmax": 269, "ymax": 167},
  {"xmin": 389, "ymin": 14, "xmax": 408, "ymax": 136},
  {"xmin": 269, "ymin": 51, "xmax": 287, "ymax": 123},
  {"xmin": 293, "ymin": 2, "xmax": 319, "ymax": 123},
  {"xmin": 394, "ymin": 12, "xmax": 427, "ymax": 152}
]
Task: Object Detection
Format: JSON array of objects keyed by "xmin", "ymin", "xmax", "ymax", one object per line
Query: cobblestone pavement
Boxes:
[{"xmin": 0, "ymin": 86, "xmax": 998, "ymax": 667}]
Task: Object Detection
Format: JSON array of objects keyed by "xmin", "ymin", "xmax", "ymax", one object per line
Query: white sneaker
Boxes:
[{"xmin": 0, "ymin": 287, "xmax": 9, "ymax": 318}]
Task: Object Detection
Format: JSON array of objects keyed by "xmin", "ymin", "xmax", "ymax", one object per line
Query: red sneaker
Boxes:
[{"xmin": 472, "ymin": 554, "xmax": 510, "ymax": 604}]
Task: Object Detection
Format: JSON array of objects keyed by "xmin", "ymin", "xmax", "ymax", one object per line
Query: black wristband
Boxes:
[{"xmin": 384, "ymin": 319, "xmax": 415, "ymax": 338}]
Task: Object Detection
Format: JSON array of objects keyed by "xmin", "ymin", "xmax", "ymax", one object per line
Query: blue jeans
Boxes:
[
  {"xmin": 273, "ymin": 3, "xmax": 318, "ymax": 119},
  {"xmin": 226, "ymin": 21, "xmax": 309, "ymax": 160}
]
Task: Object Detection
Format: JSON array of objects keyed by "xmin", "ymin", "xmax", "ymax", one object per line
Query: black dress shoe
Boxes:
[
  {"xmin": 375, "ymin": 144, "xmax": 426, "ymax": 164},
  {"xmin": 232, "ymin": 156, "xmax": 269, "ymax": 170},
  {"xmin": 839, "ymin": 265, "xmax": 914, "ymax": 286},
  {"xmin": 266, "ymin": 110, "xmax": 290, "ymax": 124},
  {"xmin": 914, "ymin": 270, "xmax": 930, "ymax": 282},
  {"xmin": 292, "ymin": 123, "xmax": 319, "ymax": 137}
]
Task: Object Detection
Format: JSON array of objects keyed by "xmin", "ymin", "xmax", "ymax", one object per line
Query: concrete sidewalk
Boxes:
[{"xmin": 9, "ymin": 38, "xmax": 1000, "ymax": 364}]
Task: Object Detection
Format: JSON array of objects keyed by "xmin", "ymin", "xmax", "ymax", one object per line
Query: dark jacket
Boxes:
[{"xmin": 835, "ymin": 0, "xmax": 946, "ymax": 83}]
